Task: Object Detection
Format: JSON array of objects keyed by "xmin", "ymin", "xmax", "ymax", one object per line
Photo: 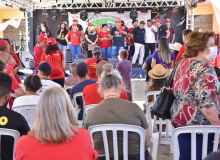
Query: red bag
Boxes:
[{"xmin": 46, "ymin": 52, "xmax": 62, "ymax": 76}]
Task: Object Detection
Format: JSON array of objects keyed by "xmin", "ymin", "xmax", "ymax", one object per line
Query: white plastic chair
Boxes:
[
  {"xmin": 85, "ymin": 104, "xmax": 97, "ymax": 114},
  {"xmin": 72, "ymin": 92, "xmax": 85, "ymax": 127},
  {"xmin": 172, "ymin": 126, "xmax": 220, "ymax": 160},
  {"xmin": 145, "ymin": 91, "xmax": 161, "ymax": 107},
  {"xmin": 0, "ymin": 128, "xmax": 20, "ymax": 160},
  {"xmin": 12, "ymin": 105, "xmax": 36, "ymax": 129},
  {"xmin": 88, "ymin": 124, "xmax": 146, "ymax": 160},
  {"xmin": 64, "ymin": 85, "xmax": 75, "ymax": 92},
  {"xmin": 7, "ymin": 93, "xmax": 18, "ymax": 109}
]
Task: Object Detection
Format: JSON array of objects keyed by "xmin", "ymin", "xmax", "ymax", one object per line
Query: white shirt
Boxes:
[
  {"xmin": 38, "ymin": 79, "xmax": 62, "ymax": 94},
  {"xmin": 145, "ymin": 25, "xmax": 157, "ymax": 43}
]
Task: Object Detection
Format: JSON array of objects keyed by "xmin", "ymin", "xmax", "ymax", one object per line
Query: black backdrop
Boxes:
[{"xmin": 31, "ymin": 8, "xmax": 186, "ymax": 51}]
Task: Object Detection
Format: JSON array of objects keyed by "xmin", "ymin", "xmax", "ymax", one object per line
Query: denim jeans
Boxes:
[
  {"xmin": 178, "ymin": 133, "xmax": 214, "ymax": 160},
  {"xmin": 101, "ymin": 47, "xmax": 112, "ymax": 58},
  {"xmin": 59, "ymin": 43, "xmax": 67, "ymax": 64},
  {"xmin": 69, "ymin": 45, "xmax": 82, "ymax": 62},
  {"xmin": 112, "ymin": 46, "xmax": 124, "ymax": 58}
]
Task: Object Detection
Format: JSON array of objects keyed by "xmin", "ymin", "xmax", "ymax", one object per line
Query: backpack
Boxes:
[{"xmin": 46, "ymin": 51, "xmax": 63, "ymax": 76}]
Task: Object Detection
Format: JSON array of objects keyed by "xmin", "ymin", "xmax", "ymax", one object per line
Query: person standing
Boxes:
[
  {"xmin": 66, "ymin": 23, "xmax": 82, "ymax": 62},
  {"xmin": 34, "ymin": 34, "xmax": 47, "ymax": 74},
  {"xmin": 69, "ymin": 19, "xmax": 85, "ymax": 39},
  {"xmin": 131, "ymin": 21, "xmax": 146, "ymax": 67},
  {"xmin": 63, "ymin": 21, "xmax": 69, "ymax": 31},
  {"xmin": 144, "ymin": 19, "xmax": 157, "ymax": 60},
  {"xmin": 109, "ymin": 19, "xmax": 128, "ymax": 58},
  {"xmin": 85, "ymin": 23, "xmax": 99, "ymax": 58},
  {"xmin": 40, "ymin": 22, "xmax": 53, "ymax": 38},
  {"xmin": 166, "ymin": 19, "xmax": 175, "ymax": 43},
  {"xmin": 57, "ymin": 22, "xmax": 68, "ymax": 64},
  {"xmin": 128, "ymin": 20, "xmax": 138, "ymax": 61},
  {"xmin": 155, "ymin": 18, "xmax": 170, "ymax": 40},
  {"xmin": 98, "ymin": 24, "xmax": 112, "ymax": 58}
]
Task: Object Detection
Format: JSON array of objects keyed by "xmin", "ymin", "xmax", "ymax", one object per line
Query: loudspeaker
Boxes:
[
  {"xmin": 28, "ymin": 17, "xmax": 34, "ymax": 51},
  {"xmin": 67, "ymin": 49, "xmax": 72, "ymax": 63}
]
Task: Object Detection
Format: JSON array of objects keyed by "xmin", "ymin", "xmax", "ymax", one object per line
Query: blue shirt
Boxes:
[
  {"xmin": 71, "ymin": 79, "xmax": 97, "ymax": 120},
  {"xmin": 132, "ymin": 26, "xmax": 145, "ymax": 45}
]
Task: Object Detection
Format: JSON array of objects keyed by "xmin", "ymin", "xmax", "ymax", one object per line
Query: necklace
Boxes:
[{"xmin": 104, "ymin": 95, "xmax": 118, "ymax": 99}]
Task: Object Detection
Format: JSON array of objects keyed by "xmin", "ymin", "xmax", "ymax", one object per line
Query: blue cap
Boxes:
[
  {"xmin": 63, "ymin": 21, "xmax": 68, "ymax": 25},
  {"xmin": 37, "ymin": 61, "xmax": 52, "ymax": 72}
]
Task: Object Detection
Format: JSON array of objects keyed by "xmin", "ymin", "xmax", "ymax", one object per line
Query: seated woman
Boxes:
[
  {"xmin": 12, "ymin": 75, "xmax": 42, "ymax": 128},
  {"xmin": 84, "ymin": 63, "xmax": 150, "ymax": 160},
  {"xmin": 15, "ymin": 87, "xmax": 98, "ymax": 160},
  {"xmin": 85, "ymin": 46, "xmax": 102, "ymax": 79}
]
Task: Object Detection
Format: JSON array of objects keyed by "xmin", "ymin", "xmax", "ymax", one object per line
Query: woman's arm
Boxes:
[
  {"xmin": 170, "ymin": 60, "xmax": 174, "ymax": 69},
  {"xmin": 65, "ymin": 35, "xmax": 71, "ymax": 44},
  {"xmin": 142, "ymin": 63, "xmax": 147, "ymax": 71},
  {"xmin": 57, "ymin": 30, "xmax": 62, "ymax": 39},
  {"xmin": 14, "ymin": 88, "xmax": 25, "ymax": 96},
  {"xmin": 95, "ymin": 34, "xmax": 99, "ymax": 44},
  {"xmin": 13, "ymin": 64, "xmax": 22, "ymax": 74},
  {"xmin": 202, "ymin": 106, "xmax": 220, "ymax": 125},
  {"xmin": 61, "ymin": 60, "xmax": 65, "ymax": 69},
  {"xmin": 85, "ymin": 35, "xmax": 94, "ymax": 44},
  {"xmin": 145, "ymin": 129, "xmax": 151, "ymax": 148},
  {"xmin": 151, "ymin": 58, "xmax": 156, "ymax": 68}
]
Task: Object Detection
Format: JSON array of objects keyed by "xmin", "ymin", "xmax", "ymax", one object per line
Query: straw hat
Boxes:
[
  {"xmin": 169, "ymin": 42, "xmax": 182, "ymax": 51},
  {"xmin": 148, "ymin": 64, "xmax": 170, "ymax": 79}
]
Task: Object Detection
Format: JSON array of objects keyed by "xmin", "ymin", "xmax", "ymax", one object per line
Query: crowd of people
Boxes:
[{"xmin": 0, "ymin": 16, "xmax": 220, "ymax": 160}]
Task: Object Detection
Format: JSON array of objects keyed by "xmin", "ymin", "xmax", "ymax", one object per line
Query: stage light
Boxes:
[
  {"xmin": 51, "ymin": 10, "xmax": 57, "ymax": 20},
  {"xmin": 61, "ymin": 9, "xmax": 67, "ymax": 16},
  {"xmin": 171, "ymin": 8, "xmax": 178, "ymax": 13},
  {"xmin": 42, "ymin": 10, "xmax": 48, "ymax": 16},
  {"xmin": 80, "ymin": 9, "xmax": 88, "ymax": 21},
  {"xmin": 130, "ymin": 9, "xmax": 138, "ymax": 20},
  {"xmin": 94, "ymin": 8, "xmax": 101, "ymax": 15},
  {"xmin": 71, "ymin": 9, "xmax": 78, "ymax": 14},
  {"xmin": 198, "ymin": 0, "xmax": 206, "ymax": 3},
  {"xmin": 117, "ymin": 9, "xmax": 124, "ymax": 14},
  {"xmin": 152, "ymin": 8, "xmax": 158, "ymax": 14},
  {"xmin": 141, "ymin": 7, "xmax": 148, "ymax": 13},
  {"xmin": 190, "ymin": 3, "xmax": 197, "ymax": 9},
  {"xmin": 19, "ymin": 7, "xmax": 26, "ymax": 12},
  {"xmin": 5, "ymin": 2, "xmax": 13, "ymax": 8}
]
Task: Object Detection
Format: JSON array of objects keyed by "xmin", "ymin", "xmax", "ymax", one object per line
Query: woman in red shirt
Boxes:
[
  {"xmin": 98, "ymin": 24, "xmax": 112, "ymax": 58},
  {"xmin": 41, "ymin": 37, "xmax": 65, "ymax": 87},
  {"xmin": 85, "ymin": 46, "xmax": 102, "ymax": 79},
  {"xmin": 15, "ymin": 87, "xmax": 98, "ymax": 160},
  {"xmin": 65, "ymin": 23, "xmax": 82, "ymax": 62},
  {"xmin": 2, "ymin": 38, "xmax": 22, "ymax": 83}
]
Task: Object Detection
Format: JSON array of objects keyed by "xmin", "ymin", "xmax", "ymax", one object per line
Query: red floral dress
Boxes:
[{"xmin": 171, "ymin": 59, "xmax": 220, "ymax": 127}]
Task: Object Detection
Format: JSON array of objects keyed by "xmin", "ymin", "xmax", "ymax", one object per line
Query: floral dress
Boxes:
[{"xmin": 171, "ymin": 59, "xmax": 220, "ymax": 127}]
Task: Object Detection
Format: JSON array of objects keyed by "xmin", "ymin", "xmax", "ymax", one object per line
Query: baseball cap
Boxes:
[
  {"xmin": 38, "ymin": 34, "xmax": 48, "ymax": 42},
  {"xmin": 37, "ymin": 61, "xmax": 52, "ymax": 72},
  {"xmin": 0, "ymin": 40, "xmax": 7, "ymax": 48},
  {"xmin": 166, "ymin": 19, "xmax": 171, "ymax": 22},
  {"xmin": 63, "ymin": 21, "xmax": 68, "ymax": 25},
  {"xmin": 76, "ymin": 62, "xmax": 89, "ymax": 78},
  {"xmin": 152, "ymin": 19, "xmax": 156, "ymax": 23},
  {"xmin": 116, "ymin": 19, "xmax": 121, "ymax": 23},
  {"xmin": 88, "ymin": 23, "xmax": 94, "ymax": 26},
  {"xmin": 155, "ymin": 18, "xmax": 162, "ymax": 22},
  {"xmin": 72, "ymin": 22, "xmax": 77, "ymax": 26},
  {"xmin": 140, "ymin": 21, "xmax": 146, "ymax": 25},
  {"xmin": 47, "ymin": 37, "xmax": 57, "ymax": 46}
]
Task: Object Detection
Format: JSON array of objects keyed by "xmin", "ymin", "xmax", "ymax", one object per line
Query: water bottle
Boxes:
[{"xmin": 124, "ymin": 42, "xmax": 127, "ymax": 47}]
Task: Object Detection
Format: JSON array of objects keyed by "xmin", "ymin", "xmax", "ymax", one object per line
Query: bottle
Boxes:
[{"xmin": 124, "ymin": 42, "xmax": 127, "ymax": 47}]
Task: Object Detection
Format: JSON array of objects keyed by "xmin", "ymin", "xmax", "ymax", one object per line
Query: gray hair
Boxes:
[
  {"xmin": 29, "ymin": 87, "xmax": 78, "ymax": 144},
  {"xmin": 98, "ymin": 63, "xmax": 123, "ymax": 97},
  {"xmin": 158, "ymin": 38, "xmax": 172, "ymax": 64},
  {"xmin": 70, "ymin": 62, "xmax": 78, "ymax": 74},
  {"xmin": 92, "ymin": 46, "xmax": 101, "ymax": 59}
]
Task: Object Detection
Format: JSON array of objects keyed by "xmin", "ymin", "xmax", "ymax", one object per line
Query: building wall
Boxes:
[
  {"xmin": 0, "ymin": 11, "xmax": 24, "ymax": 38},
  {"xmin": 194, "ymin": 5, "xmax": 218, "ymax": 34}
]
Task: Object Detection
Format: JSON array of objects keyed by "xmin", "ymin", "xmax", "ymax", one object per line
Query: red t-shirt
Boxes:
[
  {"xmin": 98, "ymin": 31, "xmax": 112, "ymax": 48},
  {"xmin": 9, "ymin": 76, "xmax": 21, "ymax": 109},
  {"xmin": 41, "ymin": 50, "xmax": 65, "ymax": 80},
  {"xmin": 85, "ymin": 58, "xmax": 98, "ymax": 80},
  {"xmin": 10, "ymin": 51, "xmax": 20, "ymax": 67},
  {"xmin": 128, "ymin": 27, "xmax": 134, "ymax": 45},
  {"xmin": 34, "ymin": 44, "xmax": 44, "ymax": 69},
  {"xmin": 67, "ymin": 30, "xmax": 82, "ymax": 46},
  {"xmin": 176, "ymin": 45, "xmax": 186, "ymax": 61},
  {"xmin": 210, "ymin": 54, "xmax": 219, "ymax": 67},
  {"xmin": 83, "ymin": 82, "xmax": 128, "ymax": 105},
  {"xmin": 15, "ymin": 128, "xmax": 98, "ymax": 160}
]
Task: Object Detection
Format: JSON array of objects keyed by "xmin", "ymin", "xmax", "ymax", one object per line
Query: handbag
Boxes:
[{"xmin": 151, "ymin": 61, "xmax": 182, "ymax": 119}]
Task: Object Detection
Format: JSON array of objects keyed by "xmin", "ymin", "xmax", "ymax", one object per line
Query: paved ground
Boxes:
[{"xmin": 157, "ymin": 145, "xmax": 173, "ymax": 160}]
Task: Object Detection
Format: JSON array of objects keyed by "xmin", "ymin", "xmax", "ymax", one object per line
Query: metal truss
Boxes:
[{"xmin": 2, "ymin": 0, "xmax": 33, "ymax": 11}]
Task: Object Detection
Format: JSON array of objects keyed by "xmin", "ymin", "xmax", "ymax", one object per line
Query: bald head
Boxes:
[{"xmin": 96, "ymin": 60, "xmax": 109, "ymax": 77}]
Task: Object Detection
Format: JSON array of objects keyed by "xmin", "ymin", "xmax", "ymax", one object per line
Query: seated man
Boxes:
[
  {"xmin": 71, "ymin": 62, "xmax": 97, "ymax": 120},
  {"xmin": 65, "ymin": 62, "xmax": 79, "ymax": 86},
  {"xmin": 37, "ymin": 61, "xmax": 61, "ymax": 93},
  {"xmin": 0, "ymin": 72, "xmax": 30, "ymax": 160},
  {"xmin": 83, "ymin": 60, "xmax": 128, "ymax": 108}
]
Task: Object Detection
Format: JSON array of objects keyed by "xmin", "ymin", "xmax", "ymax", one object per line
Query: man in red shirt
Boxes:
[
  {"xmin": 83, "ymin": 60, "xmax": 128, "ymax": 109},
  {"xmin": 34, "ymin": 34, "xmax": 47, "ymax": 74},
  {"xmin": 176, "ymin": 29, "xmax": 192, "ymax": 61},
  {"xmin": 128, "ymin": 19, "xmax": 138, "ymax": 61}
]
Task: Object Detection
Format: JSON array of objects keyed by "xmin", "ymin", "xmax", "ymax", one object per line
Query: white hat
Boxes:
[{"xmin": 169, "ymin": 42, "xmax": 182, "ymax": 51}]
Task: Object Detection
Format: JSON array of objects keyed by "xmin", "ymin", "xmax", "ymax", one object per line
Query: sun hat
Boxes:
[
  {"xmin": 148, "ymin": 64, "xmax": 170, "ymax": 79},
  {"xmin": 169, "ymin": 42, "xmax": 182, "ymax": 51}
]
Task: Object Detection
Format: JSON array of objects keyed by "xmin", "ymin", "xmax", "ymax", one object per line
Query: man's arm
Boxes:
[
  {"xmin": 166, "ymin": 30, "xmax": 170, "ymax": 39},
  {"xmin": 171, "ymin": 33, "xmax": 175, "ymax": 43}
]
